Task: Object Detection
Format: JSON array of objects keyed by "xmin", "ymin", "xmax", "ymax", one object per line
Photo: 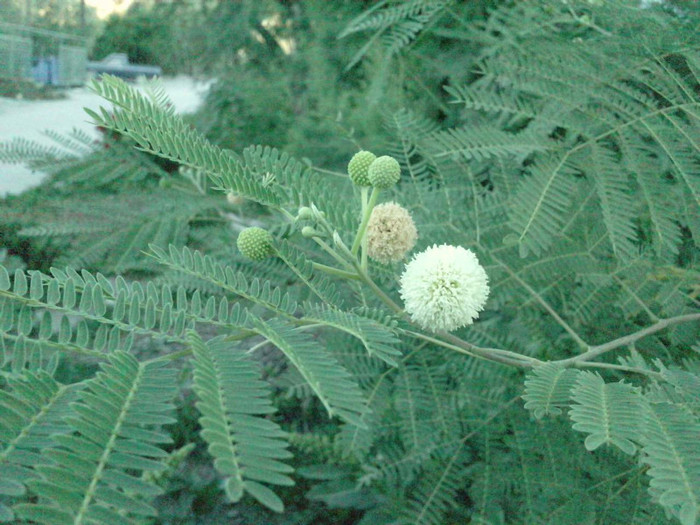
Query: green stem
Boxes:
[
  {"xmin": 312, "ymin": 262, "xmax": 360, "ymax": 280},
  {"xmin": 360, "ymin": 187, "xmax": 369, "ymax": 270},
  {"xmin": 574, "ymin": 361, "xmax": 664, "ymax": 380},
  {"xmin": 613, "ymin": 275, "xmax": 660, "ymax": 322},
  {"xmin": 312, "ymin": 166, "xmax": 348, "ymax": 178},
  {"xmin": 147, "ymin": 348, "xmax": 193, "ymax": 364},
  {"xmin": 346, "ymin": 255, "xmax": 545, "ymax": 369},
  {"xmin": 351, "ymin": 187, "xmax": 380, "ymax": 255},
  {"xmin": 245, "ymin": 339, "xmax": 270, "ymax": 355},
  {"xmin": 404, "ymin": 329, "xmax": 539, "ymax": 368},
  {"xmin": 279, "ymin": 207, "xmax": 297, "ymax": 223},
  {"xmin": 312, "ymin": 237, "xmax": 356, "ymax": 272},
  {"xmin": 361, "ymin": 238, "xmax": 368, "ymax": 271},
  {"xmin": 557, "ymin": 313, "xmax": 700, "ymax": 366},
  {"xmin": 1, "ymin": 331, "xmax": 104, "ymax": 359},
  {"xmin": 440, "ymin": 330, "xmax": 542, "ymax": 366},
  {"xmin": 313, "ymin": 209, "xmax": 337, "ymax": 237},
  {"xmin": 293, "ymin": 323, "xmax": 325, "ymax": 331},
  {"xmin": 494, "ymin": 256, "xmax": 588, "ymax": 349},
  {"xmin": 347, "ymin": 259, "xmax": 405, "ymax": 316},
  {"xmin": 283, "ymin": 207, "xmax": 700, "ymax": 377},
  {"xmin": 360, "ymin": 186, "xmax": 369, "ymax": 214}
]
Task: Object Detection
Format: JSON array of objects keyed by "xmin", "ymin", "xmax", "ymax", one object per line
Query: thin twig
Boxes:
[
  {"xmin": 311, "ymin": 262, "xmax": 360, "ymax": 280},
  {"xmin": 558, "ymin": 313, "xmax": 700, "ymax": 365},
  {"xmin": 404, "ymin": 329, "xmax": 541, "ymax": 369},
  {"xmin": 352, "ymin": 187, "xmax": 380, "ymax": 255},
  {"xmin": 574, "ymin": 361, "xmax": 664, "ymax": 380},
  {"xmin": 494, "ymin": 257, "xmax": 588, "ymax": 349},
  {"xmin": 613, "ymin": 275, "xmax": 660, "ymax": 322}
]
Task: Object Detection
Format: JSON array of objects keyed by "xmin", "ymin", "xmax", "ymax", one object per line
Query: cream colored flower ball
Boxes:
[
  {"xmin": 366, "ymin": 202, "xmax": 417, "ymax": 264},
  {"xmin": 399, "ymin": 244, "xmax": 489, "ymax": 332}
]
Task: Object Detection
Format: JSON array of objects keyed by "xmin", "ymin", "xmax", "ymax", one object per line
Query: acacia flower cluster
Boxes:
[
  {"xmin": 399, "ymin": 244, "xmax": 490, "ymax": 332},
  {"xmin": 366, "ymin": 202, "xmax": 417, "ymax": 263},
  {"xmin": 288, "ymin": 152, "xmax": 490, "ymax": 332}
]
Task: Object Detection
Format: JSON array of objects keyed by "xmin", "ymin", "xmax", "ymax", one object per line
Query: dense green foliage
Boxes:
[
  {"xmin": 0, "ymin": 0, "xmax": 98, "ymax": 36},
  {"xmin": 1, "ymin": 1, "xmax": 700, "ymax": 524},
  {"xmin": 91, "ymin": 6, "xmax": 172, "ymax": 70},
  {"xmin": 90, "ymin": 2, "xmax": 206, "ymax": 75}
]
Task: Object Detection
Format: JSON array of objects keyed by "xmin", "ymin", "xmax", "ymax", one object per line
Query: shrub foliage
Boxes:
[{"xmin": 1, "ymin": 1, "xmax": 699, "ymax": 524}]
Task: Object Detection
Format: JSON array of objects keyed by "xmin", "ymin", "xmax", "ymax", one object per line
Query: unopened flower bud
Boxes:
[
  {"xmin": 297, "ymin": 207, "xmax": 314, "ymax": 220},
  {"xmin": 348, "ymin": 151, "xmax": 376, "ymax": 187},
  {"xmin": 368, "ymin": 155, "xmax": 401, "ymax": 189},
  {"xmin": 301, "ymin": 226, "xmax": 321, "ymax": 238},
  {"xmin": 237, "ymin": 227, "xmax": 274, "ymax": 261}
]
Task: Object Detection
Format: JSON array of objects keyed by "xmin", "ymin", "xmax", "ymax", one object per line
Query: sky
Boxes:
[{"xmin": 85, "ymin": 0, "xmax": 134, "ymax": 19}]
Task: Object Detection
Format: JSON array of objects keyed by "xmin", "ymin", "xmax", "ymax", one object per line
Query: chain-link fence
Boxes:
[
  {"xmin": 57, "ymin": 44, "xmax": 87, "ymax": 86},
  {"xmin": 0, "ymin": 23, "xmax": 87, "ymax": 86},
  {"xmin": 0, "ymin": 33, "xmax": 32, "ymax": 80}
]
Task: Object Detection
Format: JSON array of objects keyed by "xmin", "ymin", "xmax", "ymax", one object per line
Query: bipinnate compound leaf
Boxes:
[
  {"xmin": 87, "ymin": 75, "xmax": 283, "ymax": 207},
  {"xmin": 12, "ymin": 351, "xmax": 177, "ymax": 524},
  {"xmin": 150, "ymin": 244, "xmax": 298, "ymax": 317},
  {"xmin": 302, "ymin": 304, "xmax": 402, "ymax": 367},
  {"xmin": 507, "ymin": 156, "xmax": 578, "ymax": 258},
  {"xmin": 568, "ymin": 372, "xmax": 645, "ymax": 455},
  {"xmin": 660, "ymin": 368, "xmax": 700, "ymax": 405},
  {"xmin": 522, "ymin": 363, "xmax": 580, "ymax": 419},
  {"xmin": 401, "ymin": 450, "xmax": 470, "ymax": 525},
  {"xmin": 252, "ymin": 318, "xmax": 370, "ymax": 427},
  {"xmin": 0, "ymin": 371, "xmax": 79, "ymax": 523},
  {"xmin": 0, "ymin": 264, "xmax": 202, "ymax": 365},
  {"xmin": 642, "ymin": 402, "xmax": 700, "ymax": 525},
  {"xmin": 0, "ymin": 2, "xmax": 698, "ymax": 524},
  {"xmin": 188, "ymin": 332, "xmax": 293, "ymax": 513}
]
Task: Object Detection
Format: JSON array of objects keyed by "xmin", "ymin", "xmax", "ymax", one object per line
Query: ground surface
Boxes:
[{"xmin": 0, "ymin": 76, "xmax": 211, "ymax": 196}]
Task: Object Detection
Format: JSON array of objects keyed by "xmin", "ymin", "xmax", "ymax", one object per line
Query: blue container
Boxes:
[{"xmin": 32, "ymin": 56, "xmax": 59, "ymax": 85}]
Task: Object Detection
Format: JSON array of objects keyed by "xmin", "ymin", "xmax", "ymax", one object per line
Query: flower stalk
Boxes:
[{"xmin": 351, "ymin": 186, "xmax": 380, "ymax": 256}]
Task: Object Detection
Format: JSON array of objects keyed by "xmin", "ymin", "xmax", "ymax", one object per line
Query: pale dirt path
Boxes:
[{"xmin": 0, "ymin": 76, "xmax": 211, "ymax": 196}]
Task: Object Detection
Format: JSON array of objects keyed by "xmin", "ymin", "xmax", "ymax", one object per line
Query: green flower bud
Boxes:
[
  {"xmin": 348, "ymin": 150, "xmax": 376, "ymax": 187},
  {"xmin": 368, "ymin": 155, "xmax": 400, "ymax": 189},
  {"xmin": 297, "ymin": 207, "xmax": 314, "ymax": 221},
  {"xmin": 301, "ymin": 226, "xmax": 321, "ymax": 238},
  {"xmin": 237, "ymin": 227, "xmax": 274, "ymax": 261}
]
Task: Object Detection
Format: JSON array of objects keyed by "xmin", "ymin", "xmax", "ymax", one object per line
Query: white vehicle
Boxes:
[{"xmin": 86, "ymin": 53, "xmax": 162, "ymax": 80}]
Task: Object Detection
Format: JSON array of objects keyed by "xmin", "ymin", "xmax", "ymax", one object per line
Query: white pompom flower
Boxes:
[{"xmin": 399, "ymin": 244, "xmax": 490, "ymax": 332}]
